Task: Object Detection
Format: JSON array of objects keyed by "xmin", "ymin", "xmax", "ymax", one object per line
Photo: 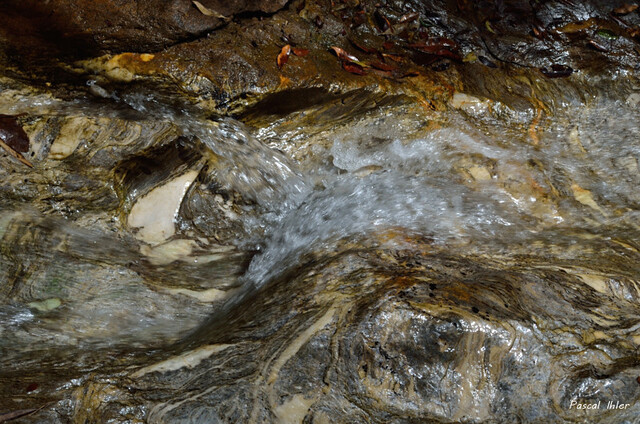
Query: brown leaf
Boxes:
[
  {"xmin": 409, "ymin": 43, "xmax": 461, "ymax": 61},
  {"xmin": 292, "ymin": 47, "xmax": 310, "ymax": 57},
  {"xmin": 0, "ymin": 138, "xmax": 33, "ymax": 168},
  {"xmin": 370, "ymin": 69, "xmax": 393, "ymax": 78},
  {"xmin": 434, "ymin": 49, "xmax": 462, "ymax": 61},
  {"xmin": 531, "ymin": 24, "xmax": 547, "ymax": 39},
  {"xmin": 0, "ymin": 114, "xmax": 30, "ymax": 152},
  {"xmin": 374, "ymin": 10, "xmax": 392, "ymax": 33},
  {"xmin": 277, "ymin": 45, "xmax": 291, "ymax": 69},
  {"xmin": 401, "ymin": 71, "xmax": 420, "ymax": 78},
  {"xmin": 349, "ymin": 39, "xmax": 378, "ymax": 54},
  {"xmin": 330, "ymin": 46, "xmax": 360, "ymax": 62},
  {"xmin": 540, "ymin": 64, "xmax": 573, "ymax": 78},
  {"xmin": 342, "ymin": 61, "xmax": 367, "ymax": 75},
  {"xmin": 382, "ymin": 53, "xmax": 404, "ymax": 62},
  {"xmin": 398, "ymin": 12, "xmax": 419, "ymax": 24},
  {"xmin": 370, "ymin": 61, "xmax": 397, "ymax": 71},
  {"xmin": 588, "ymin": 39, "xmax": 608, "ymax": 51},
  {"xmin": 613, "ymin": 3, "xmax": 638, "ymax": 15},
  {"xmin": 382, "ymin": 41, "xmax": 395, "ymax": 50}
]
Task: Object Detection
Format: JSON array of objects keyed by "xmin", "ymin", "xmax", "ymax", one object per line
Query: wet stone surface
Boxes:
[{"xmin": 1, "ymin": 0, "xmax": 640, "ymax": 423}]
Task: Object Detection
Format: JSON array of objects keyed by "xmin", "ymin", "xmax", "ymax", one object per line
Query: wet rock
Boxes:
[
  {"xmin": 76, "ymin": 237, "xmax": 640, "ymax": 424},
  {"xmin": 0, "ymin": 0, "xmax": 288, "ymax": 54},
  {"xmin": 1, "ymin": 1, "xmax": 640, "ymax": 423}
]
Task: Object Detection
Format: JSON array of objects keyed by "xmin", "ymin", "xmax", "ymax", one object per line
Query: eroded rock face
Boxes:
[
  {"xmin": 0, "ymin": 0, "xmax": 288, "ymax": 54},
  {"xmin": 1, "ymin": 0, "xmax": 640, "ymax": 423}
]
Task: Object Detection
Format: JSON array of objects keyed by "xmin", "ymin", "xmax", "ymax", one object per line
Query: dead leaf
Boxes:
[
  {"xmin": 349, "ymin": 39, "xmax": 378, "ymax": 54},
  {"xmin": 401, "ymin": 71, "xmax": 420, "ymax": 78},
  {"xmin": 342, "ymin": 61, "xmax": 367, "ymax": 75},
  {"xmin": 485, "ymin": 20, "xmax": 495, "ymax": 33},
  {"xmin": 277, "ymin": 45, "xmax": 291, "ymax": 69},
  {"xmin": 409, "ymin": 43, "xmax": 461, "ymax": 61},
  {"xmin": 0, "ymin": 114, "xmax": 29, "ymax": 152},
  {"xmin": 382, "ymin": 53, "xmax": 404, "ymax": 62},
  {"xmin": 540, "ymin": 64, "xmax": 573, "ymax": 78},
  {"xmin": 588, "ymin": 39, "xmax": 608, "ymax": 51},
  {"xmin": 0, "ymin": 138, "xmax": 33, "ymax": 168},
  {"xmin": 531, "ymin": 23, "xmax": 548, "ymax": 39},
  {"xmin": 374, "ymin": 10, "xmax": 392, "ymax": 33},
  {"xmin": 192, "ymin": 1, "xmax": 227, "ymax": 19},
  {"xmin": 370, "ymin": 69, "xmax": 393, "ymax": 78},
  {"xmin": 25, "ymin": 383, "xmax": 39, "ymax": 393},
  {"xmin": 613, "ymin": 3, "xmax": 638, "ymax": 15},
  {"xmin": 0, "ymin": 114, "xmax": 32, "ymax": 168},
  {"xmin": 370, "ymin": 61, "xmax": 397, "ymax": 71},
  {"xmin": 398, "ymin": 12, "xmax": 419, "ymax": 24},
  {"xmin": 330, "ymin": 46, "xmax": 360, "ymax": 63},
  {"xmin": 291, "ymin": 47, "xmax": 309, "ymax": 57}
]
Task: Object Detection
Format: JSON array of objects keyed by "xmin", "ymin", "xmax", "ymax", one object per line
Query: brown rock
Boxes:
[{"xmin": 0, "ymin": 0, "xmax": 288, "ymax": 54}]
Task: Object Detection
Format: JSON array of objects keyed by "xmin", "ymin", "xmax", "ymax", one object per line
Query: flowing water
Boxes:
[{"xmin": 1, "ymin": 80, "xmax": 640, "ymax": 422}]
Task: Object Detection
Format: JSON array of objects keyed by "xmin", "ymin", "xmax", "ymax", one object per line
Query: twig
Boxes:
[{"xmin": 0, "ymin": 138, "xmax": 33, "ymax": 168}]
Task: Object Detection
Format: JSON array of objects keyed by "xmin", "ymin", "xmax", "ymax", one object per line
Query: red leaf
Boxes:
[
  {"xmin": 277, "ymin": 45, "xmax": 291, "ymax": 69},
  {"xmin": 434, "ymin": 49, "xmax": 461, "ymax": 61},
  {"xmin": 0, "ymin": 114, "xmax": 29, "ymax": 152},
  {"xmin": 342, "ymin": 61, "xmax": 367, "ymax": 75},
  {"xmin": 292, "ymin": 47, "xmax": 309, "ymax": 57},
  {"xmin": 382, "ymin": 41, "xmax": 395, "ymax": 50}
]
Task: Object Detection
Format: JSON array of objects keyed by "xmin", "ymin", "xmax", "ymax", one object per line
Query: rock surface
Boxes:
[{"xmin": 0, "ymin": 0, "xmax": 640, "ymax": 423}]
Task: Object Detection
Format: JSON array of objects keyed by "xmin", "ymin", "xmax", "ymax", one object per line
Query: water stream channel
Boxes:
[{"xmin": 1, "ymin": 1, "xmax": 640, "ymax": 422}]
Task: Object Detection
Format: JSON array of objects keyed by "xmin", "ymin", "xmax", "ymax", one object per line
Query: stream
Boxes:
[{"xmin": 1, "ymin": 75, "xmax": 640, "ymax": 422}]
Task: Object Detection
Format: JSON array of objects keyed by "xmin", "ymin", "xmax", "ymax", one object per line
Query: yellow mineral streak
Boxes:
[
  {"xmin": 132, "ymin": 344, "xmax": 232, "ymax": 378},
  {"xmin": 273, "ymin": 394, "xmax": 316, "ymax": 424},
  {"xmin": 128, "ymin": 170, "xmax": 199, "ymax": 245},
  {"xmin": 570, "ymin": 183, "xmax": 607, "ymax": 216},
  {"xmin": 267, "ymin": 307, "xmax": 337, "ymax": 385},
  {"xmin": 165, "ymin": 287, "xmax": 228, "ymax": 303}
]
